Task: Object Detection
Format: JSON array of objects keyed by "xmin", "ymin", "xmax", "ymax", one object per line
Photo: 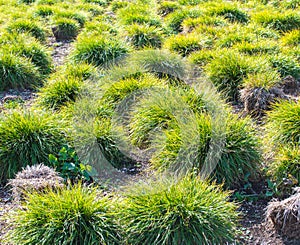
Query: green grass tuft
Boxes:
[
  {"xmin": 119, "ymin": 175, "xmax": 239, "ymax": 245},
  {"xmin": 205, "ymin": 50, "xmax": 251, "ymax": 101},
  {"xmin": 52, "ymin": 18, "xmax": 80, "ymax": 41},
  {"xmin": 243, "ymin": 70, "xmax": 281, "ymax": 89},
  {"xmin": 0, "ymin": 110, "xmax": 68, "ymax": 183},
  {"xmin": 7, "ymin": 19, "xmax": 46, "ymax": 42},
  {"xmin": 71, "ymin": 35, "xmax": 129, "ymax": 67},
  {"xmin": 124, "ymin": 24, "xmax": 163, "ymax": 49},
  {"xmin": 269, "ymin": 146, "xmax": 300, "ymax": 191},
  {"xmin": 269, "ymin": 54, "xmax": 300, "ymax": 79},
  {"xmin": 208, "ymin": 4, "xmax": 249, "ymax": 23},
  {"xmin": 6, "ymin": 183, "xmax": 121, "ymax": 245},
  {"xmin": 164, "ymin": 34, "xmax": 207, "ymax": 56},
  {"xmin": 0, "ymin": 51, "xmax": 43, "ymax": 91},
  {"xmin": 254, "ymin": 10, "xmax": 300, "ymax": 32},
  {"xmin": 38, "ymin": 76, "xmax": 83, "ymax": 110},
  {"xmin": 265, "ymin": 100, "xmax": 300, "ymax": 146},
  {"xmin": 281, "ymin": 30, "xmax": 300, "ymax": 46}
]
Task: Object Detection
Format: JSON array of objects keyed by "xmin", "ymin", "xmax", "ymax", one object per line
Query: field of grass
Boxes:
[{"xmin": 0, "ymin": 0, "xmax": 299, "ymax": 244}]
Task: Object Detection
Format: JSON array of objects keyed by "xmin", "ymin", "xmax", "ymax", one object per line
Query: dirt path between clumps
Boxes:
[{"xmin": 48, "ymin": 36, "xmax": 73, "ymax": 68}]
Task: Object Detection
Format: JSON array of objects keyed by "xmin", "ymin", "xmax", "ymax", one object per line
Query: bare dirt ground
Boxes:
[{"xmin": 239, "ymin": 200, "xmax": 300, "ymax": 245}]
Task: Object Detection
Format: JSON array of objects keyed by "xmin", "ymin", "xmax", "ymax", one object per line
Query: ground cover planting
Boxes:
[{"xmin": 0, "ymin": 0, "xmax": 299, "ymax": 244}]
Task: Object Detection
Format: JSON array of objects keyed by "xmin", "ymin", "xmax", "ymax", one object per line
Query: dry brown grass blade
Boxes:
[{"xmin": 266, "ymin": 189, "xmax": 300, "ymax": 240}]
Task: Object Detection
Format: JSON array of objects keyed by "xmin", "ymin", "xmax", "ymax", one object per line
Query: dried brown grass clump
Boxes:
[
  {"xmin": 240, "ymin": 75, "xmax": 299, "ymax": 117},
  {"xmin": 240, "ymin": 87, "xmax": 287, "ymax": 117},
  {"xmin": 281, "ymin": 75, "xmax": 299, "ymax": 95},
  {"xmin": 8, "ymin": 164, "xmax": 64, "ymax": 202},
  {"xmin": 266, "ymin": 188, "xmax": 300, "ymax": 240}
]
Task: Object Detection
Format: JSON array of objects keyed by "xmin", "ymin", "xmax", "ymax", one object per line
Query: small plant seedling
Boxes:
[{"xmin": 49, "ymin": 145, "xmax": 94, "ymax": 183}]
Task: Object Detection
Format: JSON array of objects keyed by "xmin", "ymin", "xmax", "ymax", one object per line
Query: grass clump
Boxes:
[
  {"xmin": 205, "ymin": 50, "xmax": 251, "ymax": 101},
  {"xmin": 165, "ymin": 9, "xmax": 202, "ymax": 33},
  {"xmin": 265, "ymin": 100, "xmax": 300, "ymax": 146},
  {"xmin": 164, "ymin": 34, "xmax": 206, "ymax": 56},
  {"xmin": 217, "ymin": 115, "xmax": 261, "ymax": 187},
  {"xmin": 8, "ymin": 41, "xmax": 52, "ymax": 76},
  {"xmin": 34, "ymin": 5, "xmax": 55, "ymax": 17},
  {"xmin": 93, "ymin": 117, "xmax": 137, "ymax": 169},
  {"xmin": 188, "ymin": 49, "xmax": 214, "ymax": 66},
  {"xmin": 234, "ymin": 41, "xmax": 279, "ymax": 55},
  {"xmin": 0, "ymin": 110, "xmax": 67, "ymax": 183},
  {"xmin": 0, "ymin": 33, "xmax": 52, "ymax": 75},
  {"xmin": 119, "ymin": 175, "xmax": 239, "ymax": 245},
  {"xmin": 124, "ymin": 24, "xmax": 163, "ymax": 49},
  {"xmin": 63, "ymin": 63, "xmax": 97, "ymax": 80},
  {"xmin": 52, "ymin": 18, "xmax": 80, "ymax": 41},
  {"xmin": 269, "ymin": 54, "xmax": 300, "ymax": 79},
  {"xmin": 150, "ymin": 112, "xmax": 261, "ymax": 188},
  {"xmin": 208, "ymin": 4, "xmax": 249, "ymax": 23},
  {"xmin": 268, "ymin": 146, "xmax": 300, "ymax": 192},
  {"xmin": 18, "ymin": 0, "xmax": 36, "ymax": 3},
  {"xmin": 281, "ymin": 30, "xmax": 300, "ymax": 46},
  {"xmin": 71, "ymin": 35, "xmax": 129, "ymax": 67},
  {"xmin": 157, "ymin": 1, "xmax": 180, "ymax": 16},
  {"xmin": 7, "ymin": 19, "xmax": 46, "ymax": 42},
  {"xmin": 110, "ymin": 1, "xmax": 129, "ymax": 12},
  {"xmin": 0, "ymin": 52, "xmax": 42, "ymax": 91},
  {"xmin": 100, "ymin": 73, "xmax": 164, "ymax": 108},
  {"xmin": 117, "ymin": 5, "xmax": 161, "ymax": 26},
  {"xmin": 216, "ymin": 32, "xmax": 252, "ymax": 48},
  {"xmin": 254, "ymin": 11, "xmax": 300, "ymax": 32},
  {"xmin": 128, "ymin": 88, "xmax": 205, "ymax": 149},
  {"xmin": 38, "ymin": 76, "xmax": 83, "ymax": 110},
  {"xmin": 54, "ymin": 11, "xmax": 86, "ymax": 27},
  {"xmin": 243, "ymin": 70, "xmax": 281, "ymax": 89},
  {"xmin": 127, "ymin": 50, "xmax": 187, "ymax": 80},
  {"xmin": 82, "ymin": 0, "xmax": 108, "ymax": 6},
  {"xmin": 35, "ymin": 0, "xmax": 61, "ymax": 4},
  {"xmin": 6, "ymin": 183, "xmax": 121, "ymax": 245}
]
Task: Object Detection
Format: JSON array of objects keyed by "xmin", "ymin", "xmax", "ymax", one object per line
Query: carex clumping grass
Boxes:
[
  {"xmin": 268, "ymin": 146, "xmax": 300, "ymax": 193},
  {"xmin": 6, "ymin": 37, "xmax": 53, "ymax": 76},
  {"xmin": 52, "ymin": 17, "xmax": 81, "ymax": 41},
  {"xmin": 265, "ymin": 100, "xmax": 300, "ymax": 147},
  {"xmin": 0, "ymin": 32, "xmax": 52, "ymax": 87},
  {"xmin": 37, "ymin": 75, "xmax": 83, "ymax": 110},
  {"xmin": 71, "ymin": 34, "xmax": 129, "ymax": 67},
  {"xmin": 123, "ymin": 24, "xmax": 163, "ymax": 49},
  {"xmin": 253, "ymin": 10, "xmax": 300, "ymax": 33},
  {"xmin": 264, "ymin": 100, "xmax": 300, "ymax": 195},
  {"xmin": 0, "ymin": 109, "xmax": 68, "ymax": 183},
  {"xmin": 148, "ymin": 111, "xmax": 261, "ymax": 188},
  {"xmin": 163, "ymin": 33, "xmax": 206, "ymax": 57},
  {"xmin": 126, "ymin": 49, "xmax": 188, "ymax": 80},
  {"xmin": 281, "ymin": 29, "xmax": 300, "ymax": 46},
  {"xmin": 268, "ymin": 53, "xmax": 300, "ymax": 79},
  {"xmin": 118, "ymin": 174, "xmax": 240, "ymax": 245},
  {"xmin": 6, "ymin": 19, "xmax": 47, "ymax": 42},
  {"xmin": 6, "ymin": 183, "xmax": 122, "ymax": 245},
  {"xmin": 37, "ymin": 62, "xmax": 97, "ymax": 110},
  {"xmin": 125, "ymin": 82, "xmax": 260, "ymax": 188},
  {"xmin": 71, "ymin": 73, "xmax": 167, "ymax": 169},
  {"xmin": 0, "ymin": 51, "xmax": 43, "ymax": 91},
  {"xmin": 205, "ymin": 49, "xmax": 252, "ymax": 101}
]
